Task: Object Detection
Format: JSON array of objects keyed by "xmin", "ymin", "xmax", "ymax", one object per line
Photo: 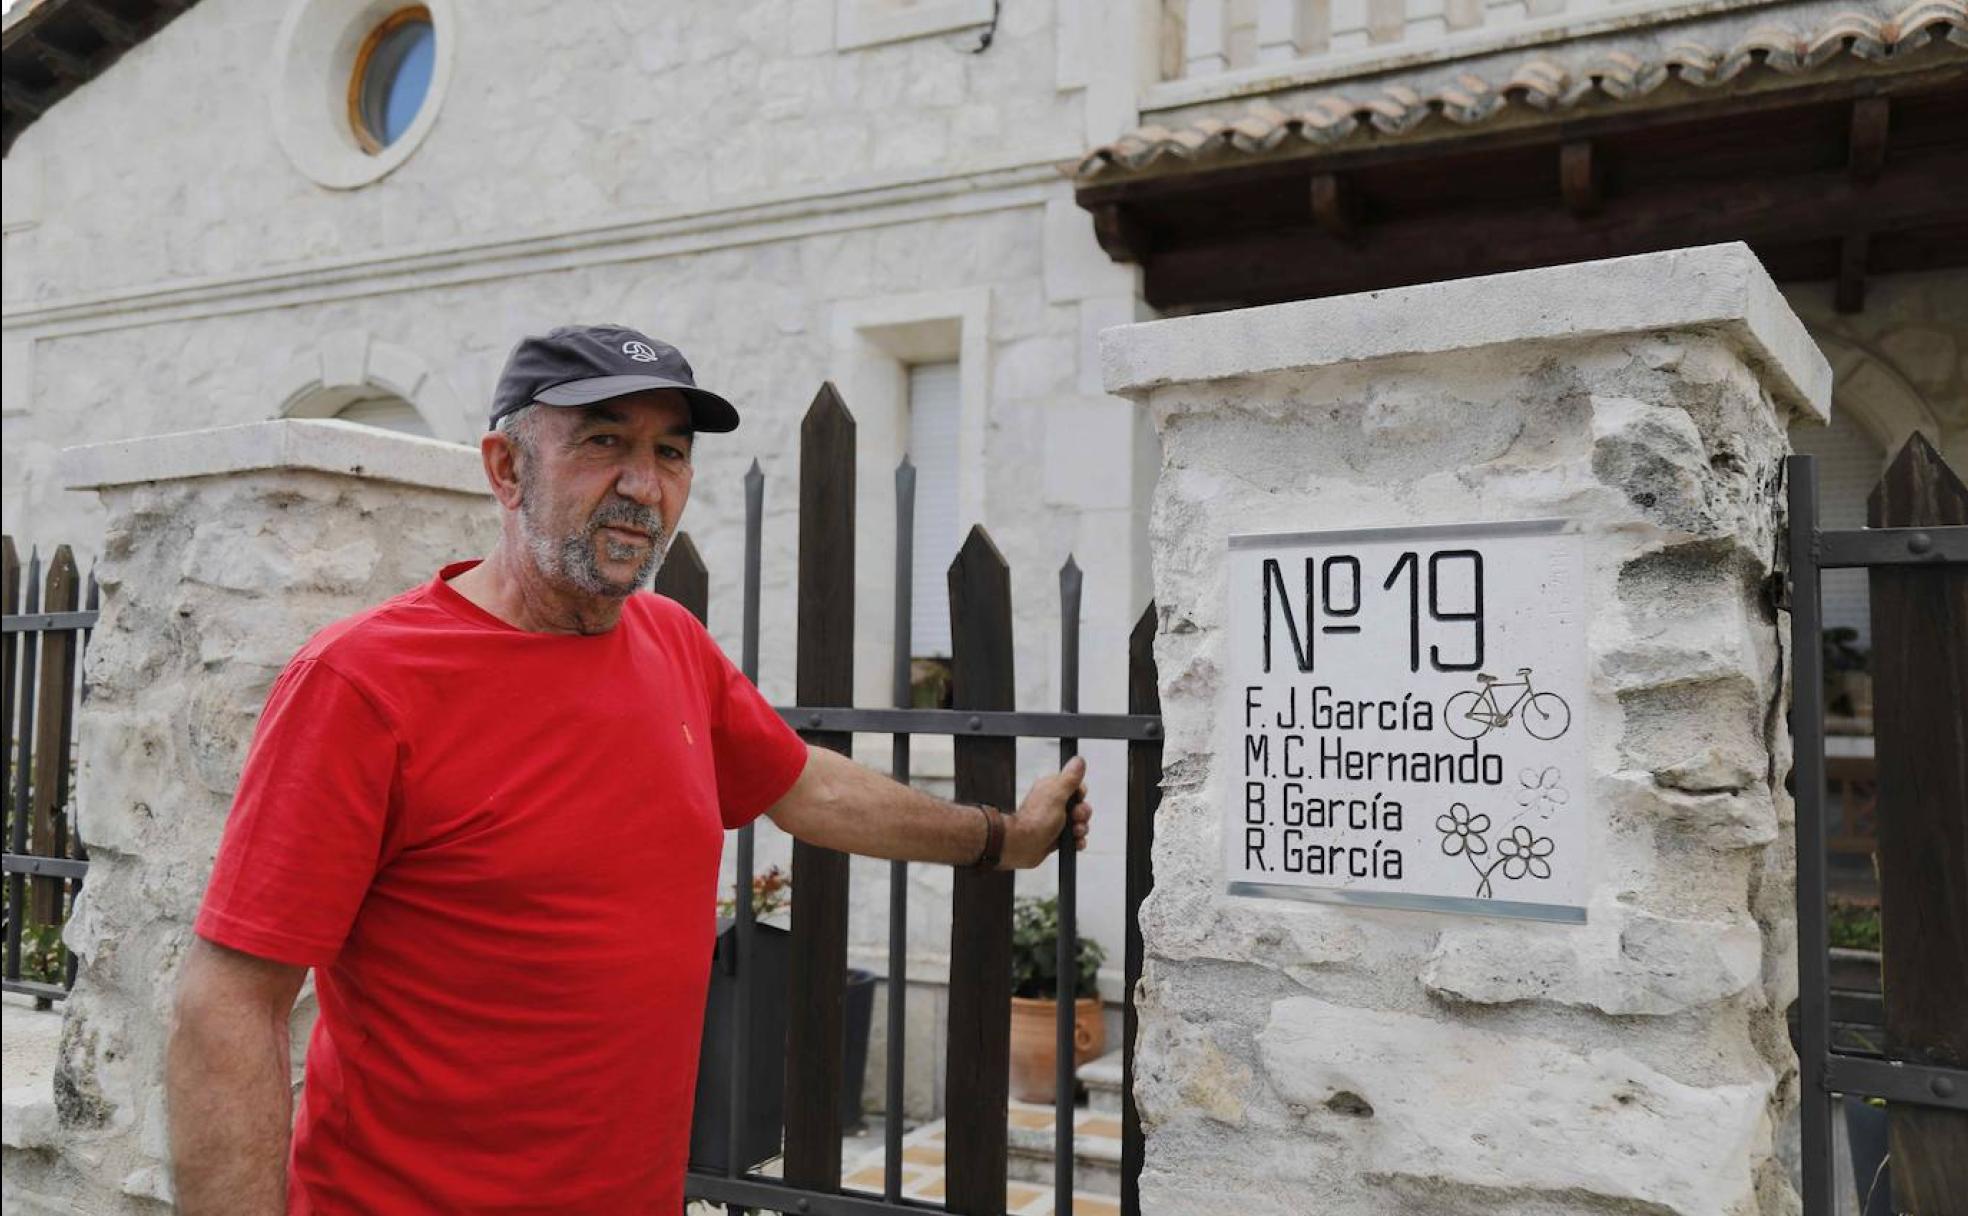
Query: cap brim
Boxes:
[{"xmin": 533, "ymin": 375, "xmax": 740, "ymax": 433}]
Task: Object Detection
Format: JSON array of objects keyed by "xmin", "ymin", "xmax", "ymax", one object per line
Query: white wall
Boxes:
[{"xmin": 0, "ymin": 0, "xmax": 1160, "ymax": 1123}]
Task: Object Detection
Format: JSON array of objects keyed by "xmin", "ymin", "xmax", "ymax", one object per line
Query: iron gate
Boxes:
[
  {"xmin": 662, "ymin": 385, "xmax": 1161, "ymax": 1216},
  {"xmin": 1787, "ymin": 440, "xmax": 1968, "ymax": 1214}
]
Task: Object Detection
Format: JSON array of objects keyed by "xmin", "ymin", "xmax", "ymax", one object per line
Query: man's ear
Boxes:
[{"xmin": 482, "ymin": 431, "xmax": 524, "ymax": 511}]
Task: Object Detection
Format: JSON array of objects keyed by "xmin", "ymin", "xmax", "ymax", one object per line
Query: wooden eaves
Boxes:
[{"xmin": 1074, "ymin": 62, "xmax": 1968, "ymax": 314}]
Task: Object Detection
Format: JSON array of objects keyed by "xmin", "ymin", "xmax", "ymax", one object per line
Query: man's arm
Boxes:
[
  {"xmin": 165, "ymin": 936, "xmax": 309, "ymax": 1216},
  {"xmin": 765, "ymin": 747, "xmax": 1091, "ymax": 869}
]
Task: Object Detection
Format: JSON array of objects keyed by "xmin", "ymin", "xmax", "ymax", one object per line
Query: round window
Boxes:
[{"xmin": 349, "ymin": 7, "xmax": 435, "ymax": 154}]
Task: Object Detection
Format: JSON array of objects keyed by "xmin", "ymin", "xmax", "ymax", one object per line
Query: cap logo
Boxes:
[{"xmin": 622, "ymin": 340, "xmax": 659, "ymax": 363}]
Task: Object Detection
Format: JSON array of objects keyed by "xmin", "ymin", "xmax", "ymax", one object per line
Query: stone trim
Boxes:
[
  {"xmin": 1099, "ymin": 242, "xmax": 1832, "ymax": 421},
  {"xmin": 275, "ymin": 329, "xmax": 470, "ymax": 439},
  {"xmin": 0, "ymin": 162, "xmax": 1066, "ymax": 341},
  {"xmin": 58, "ymin": 418, "xmax": 490, "ymax": 496}
]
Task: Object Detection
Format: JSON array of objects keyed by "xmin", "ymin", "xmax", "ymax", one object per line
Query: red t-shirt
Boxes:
[{"xmin": 194, "ymin": 561, "xmax": 810, "ymax": 1214}]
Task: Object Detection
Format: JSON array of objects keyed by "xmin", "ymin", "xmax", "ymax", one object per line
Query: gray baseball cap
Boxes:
[{"xmin": 489, "ymin": 324, "xmax": 740, "ymax": 432}]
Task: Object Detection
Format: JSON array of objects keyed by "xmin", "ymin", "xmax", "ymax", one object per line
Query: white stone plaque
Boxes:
[{"xmin": 1224, "ymin": 520, "xmax": 1589, "ymax": 922}]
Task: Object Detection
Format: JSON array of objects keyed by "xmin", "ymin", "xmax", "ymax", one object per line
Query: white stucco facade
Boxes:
[{"xmin": 1, "ymin": 0, "xmax": 1163, "ymax": 1145}]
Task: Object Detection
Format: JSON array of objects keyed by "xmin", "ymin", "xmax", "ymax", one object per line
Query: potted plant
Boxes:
[
  {"xmin": 690, "ymin": 867, "xmax": 795, "ymax": 1173},
  {"xmin": 689, "ymin": 867, "xmax": 880, "ymax": 1173},
  {"xmin": 1008, "ymin": 895, "xmax": 1107, "ymax": 1104}
]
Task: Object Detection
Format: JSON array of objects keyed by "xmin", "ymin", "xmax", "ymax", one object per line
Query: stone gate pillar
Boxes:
[
  {"xmin": 1103, "ymin": 244, "xmax": 1831, "ymax": 1216},
  {"xmin": 5, "ymin": 420, "xmax": 494, "ymax": 1211}
]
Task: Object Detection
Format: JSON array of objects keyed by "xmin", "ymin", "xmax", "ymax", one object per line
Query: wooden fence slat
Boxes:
[
  {"xmin": 30, "ymin": 546, "xmax": 79, "ymax": 924},
  {"xmin": 945, "ymin": 525, "xmax": 1016, "ymax": 1216},
  {"xmin": 651, "ymin": 531, "xmax": 709, "ymax": 625},
  {"xmin": 785, "ymin": 383, "xmax": 856, "ymax": 1190},
  {"xmin": 2, "ymin": 537, "xmax": 19, "ymax": 979},
  {"xmin": 1866, "ymin": 433, "xmax": 1968, "ymax": 1210},
  {"xmin": 1122, "ymin": 604, "xmax": 1160, "ymax": 1216},
  {"xmin": 3, "ymin": 537, "xmax": 18, "ymax": 841},
  {"xmin": 9, "ymin": 547, "xmax": 42, "ymax": 963}
]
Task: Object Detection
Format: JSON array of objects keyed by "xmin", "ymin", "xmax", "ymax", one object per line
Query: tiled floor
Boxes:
[
  {"xmin": 837, "ymin": 1103, "xmax": 1121, "ymax": 1216},
  {"xmin": 691, "ymin": 1104, "xmax": 1121, "ymax": 1216}
]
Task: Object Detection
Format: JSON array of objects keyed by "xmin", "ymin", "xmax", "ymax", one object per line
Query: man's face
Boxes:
[{"xmin": 510, "ymin": 390, "xmax": 695, "ymax": 599}]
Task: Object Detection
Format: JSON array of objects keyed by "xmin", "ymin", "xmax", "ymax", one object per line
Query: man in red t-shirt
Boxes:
[{"xmin": 163, "ymin": 325, "xmax": 1093, "ymax": 1215}]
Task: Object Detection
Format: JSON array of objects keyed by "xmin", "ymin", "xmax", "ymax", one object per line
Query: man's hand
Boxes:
[{"xmin": 999, "ymin": 755, "xmax": 1093, "ymax": 870}]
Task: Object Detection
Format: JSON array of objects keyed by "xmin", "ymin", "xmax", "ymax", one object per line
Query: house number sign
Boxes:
[{"xmin": 1224, "ymin": 520, "xmax": 1590, "ymax": 922}]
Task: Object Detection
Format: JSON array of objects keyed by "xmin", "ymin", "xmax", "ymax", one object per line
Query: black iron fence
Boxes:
[
  {"xmin": 664, "ymin": 385, "xmax": 1160, "ymax": 1216},
  {"xmin": 1788, "ymin": 437, "xmax": 1968, "ymax": 1214},
  {"xmin": 2, "ymin": 537, "xmax": 97, "ymax": 1004}
]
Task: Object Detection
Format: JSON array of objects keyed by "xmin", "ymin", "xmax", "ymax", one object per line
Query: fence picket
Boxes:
[
  {"xmin": 1122, "ymin": 603, "xmax": 1161, "ymax": 1216},
  {"xmin": 9, "ymin": 547, "xmax": 42, "ymax": 967},
  {"xmin": 785, "ymin": 382, "xmax": 857, "ymax": 1190},
  {"xmin": 1055, "ymin": 555, "xmax": 1083, "ymax": 1216},
  {"xmin": 652, "ymin": 531, "xmax": 709, "ymax": 625},
  {"xmin": 31, "ymin": 547, "xmax": 80, "ymax": 924},
  {"xmin": 2, "ymin": 538, "xmax": 20, "ymax": 983},
  {"xmin": 1866, "ymin": 434, "xmax": 1968, "ymax": 1208},
  {"xmin": 945, "ymin": 525, "xmax": 1016, "ymax": 1216}
]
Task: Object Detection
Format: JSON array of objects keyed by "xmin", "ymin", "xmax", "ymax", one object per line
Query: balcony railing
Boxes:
[{"xmin": 1158, "ymin": 0, "xmax": 1787, "ymax": 103}]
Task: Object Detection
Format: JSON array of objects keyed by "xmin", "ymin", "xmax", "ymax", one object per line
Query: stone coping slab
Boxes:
[
  {"xmin": 1, "ymin": 995, "xmax": 62, "ymax": 1151},
  {"xmin": 1099, "ymin": 242, "xmax": 1832, "ymax": 423},
  {"xmin": 60, "ymin": 418, "xmax": 490, "ymax": 496}
]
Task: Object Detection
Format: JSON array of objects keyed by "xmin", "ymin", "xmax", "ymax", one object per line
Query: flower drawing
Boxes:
[
  {"xmin": 1515, "ymin": 766, "xmax": 1568, "ymax": 817},
  {"xmin": 1437, "ymin": 803, "xmax": 1491, "ymax": 857},
  {"xmin": 1495, "ymin": 826, "xmax": 1555, "ymax": 880},
  {"xmin": 1437, "ymin": 806, "xmax": 1558, "ymax": 899}
]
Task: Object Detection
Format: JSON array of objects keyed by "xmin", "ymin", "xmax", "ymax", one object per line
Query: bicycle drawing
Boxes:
[{"xmin": 1442, "ymin": 667, "xmax": 1572, "ymax": 741}]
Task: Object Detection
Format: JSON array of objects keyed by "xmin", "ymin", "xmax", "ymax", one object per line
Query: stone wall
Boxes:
[
  {"xmin": 1103, "ymin": 245, "xmax": 1831, "ymax": 1216},
  {"xmin": 2, "ymin": 421, "xmax": 497, "ymax": 1211}
]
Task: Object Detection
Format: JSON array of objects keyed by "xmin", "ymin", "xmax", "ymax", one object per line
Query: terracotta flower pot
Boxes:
[{"xmin": 1008, "ymin": 995, "xmax": 1105, "ymax": 1104}]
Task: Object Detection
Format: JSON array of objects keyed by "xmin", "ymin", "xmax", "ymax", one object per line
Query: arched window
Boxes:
[
  {"xmin": 275, "ymin": 333, "xmax": 461, "ymax": 439},
  {"xmin": 330, "ymin": 391, "xmax": 433, "ymax": 436}
]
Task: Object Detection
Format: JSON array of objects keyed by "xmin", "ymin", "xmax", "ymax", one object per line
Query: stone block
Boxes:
[
  {"xmin": 1257, "ymin": 997, "xmax": 1772, "ymax": 1215},
  {"xmin": 1042, "ymin": 396, "xmax": 1135, "ymax": 510},
  {"xmin": 1421, "ymin": 908, "xmax": 1764, "ymax": 1015},
  {"xmin": 1590, "ymin": 393, "xmax": 1713, "ymax": 533}
]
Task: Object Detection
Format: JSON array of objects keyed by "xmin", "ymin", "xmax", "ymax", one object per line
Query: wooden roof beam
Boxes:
[
  {"xmin": 1142, "ymin": 150, "xmax": 1968, "ymax": 309},
  {"xmin": 1310, "ymin": 173, "xmax": 1361, "ymax": 241},
  {"xmin": 30, "ymin": 39, "xmax": 96, "ymax": 83},
  {"xmin": 1092, "ymin": 204, "xmax": 1150, "ymax": 264},
  {"xmin": 1838, "ymin": 97, "xmax": 1890, "ymax": 312},
  {"xmin": 76, "ymin": 2, "xmax": 147, "ymax": 49},
  {"xmin": 1849, "ymin": 97, "xmax": 1890, "ymax": 183},
  {"xmin": 1, "ymin": 76, "xmax": 54, "ymax": 118},
  {"xmin": 1560, "ymin": 140, "xmax": 1602, "ymax": 217}
]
